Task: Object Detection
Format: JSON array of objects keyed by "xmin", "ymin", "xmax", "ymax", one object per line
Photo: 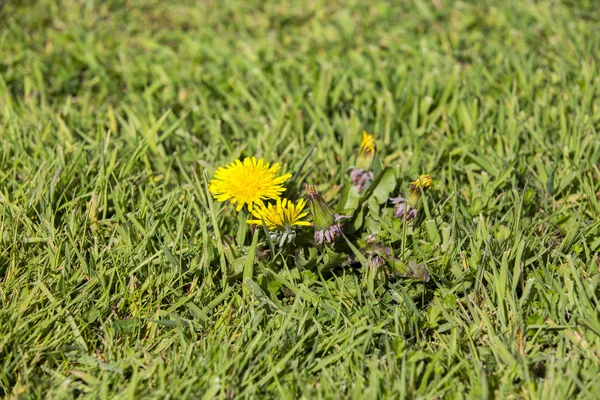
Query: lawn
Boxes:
[{"xmin": 1, "ymin": 0, "xmax": 600, "ymax": 398}]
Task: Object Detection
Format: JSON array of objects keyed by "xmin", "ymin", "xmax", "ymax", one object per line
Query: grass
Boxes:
[{"xmin": 1, "ymin": 0, "xmax": 600, "ymax": 398}]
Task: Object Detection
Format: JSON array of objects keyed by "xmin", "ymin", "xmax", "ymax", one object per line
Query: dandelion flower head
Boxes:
[
  {"xmin": 411, "ymin": 174, "xmax": 433, "ymax": 190},
  {"xmin": 247, "ymin": 198, "xmax": 311, "ymax": 230},
  {"xmin": 356, "ymin": 131, "xmax": 376, "ymax": 170},
  {"xmin": 359, "ymin": 131, "xmax": 376, "ymax": 158},
  {"xmin": 209, "ymin": 157, "xmax": 292, "ymax": 211}
]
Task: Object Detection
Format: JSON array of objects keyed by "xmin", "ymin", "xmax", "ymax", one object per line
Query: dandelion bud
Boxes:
[
  {"xmin": 305, "ymin": 184, "xmax": 350, "ymax": 245},
  {"xmin": 407, "ymin": 174, "xmax": 432, "ymax": 208},
  {"xmin": 356, "ymin": 131, "xmax": 376, "ymax": 170},
  {"xmin": 391, "ymin": 174, "xmax": 432, "ymax": 221},
  {"xmin": 305, "ymin": 184, "xmax": 335, "ymax": 231}
]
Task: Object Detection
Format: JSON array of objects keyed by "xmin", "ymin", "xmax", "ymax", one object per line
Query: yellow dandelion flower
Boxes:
[
  {"xmin": 209, "ymin": 157, "xmax": 292, "ymax": 211},
  {"xmin": 411, "ymin": 174, "xmax": 432, "ymax": 190},
  {"xmin": 360, "ymin": 131, "xmax": 376, "ymax": 156},
  {"xmin": 247, "ymin": 198, "xmax": 311, "ymax": 230},
  {"xmin": 404, "ymin": 175, "xmax": 433, "ymax": 210},
  {"xmin": 357, "ymin": 131, "xmax": 376, "ymax": 170}
]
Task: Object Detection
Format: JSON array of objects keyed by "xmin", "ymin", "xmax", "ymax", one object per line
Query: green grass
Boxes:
[{"xmin": 1, "ymin": 0, "xmax": 600, "ymax": 398}]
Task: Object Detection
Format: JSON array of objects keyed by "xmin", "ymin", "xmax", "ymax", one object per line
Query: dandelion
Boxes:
[
  {"xmin": 356, "ymin": 131, "xmax": 376, "ymax": 170},
  {"xmin": 390, "ymin": 174, "xmax": 433, "ymax": 221},
  {"xmin": 350, "ymin": 131, "xmax": 376, "ymax": 191},
  {"xmin": 305, "ymin": 184, "xmax": 349, "ymax": 245},
  {"xmin": 246, "ymin": 198, "xmax": 310, "ymax": 230},
  {"xmin": 411, "ymin": 174, "xmax": 433, "ymax": 190},
  {"xmin": 209, "ymin": 157, "xmax": 292, "ymax": 212},
  {"xmin": 247, "ymin": 198, "xmax": 310, "ymax": 246}
]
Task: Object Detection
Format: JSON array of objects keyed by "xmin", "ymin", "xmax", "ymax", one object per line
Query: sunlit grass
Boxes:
[{"xmin": 1, "ymin": 0, "xmax": 600, "ymax": 398}]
